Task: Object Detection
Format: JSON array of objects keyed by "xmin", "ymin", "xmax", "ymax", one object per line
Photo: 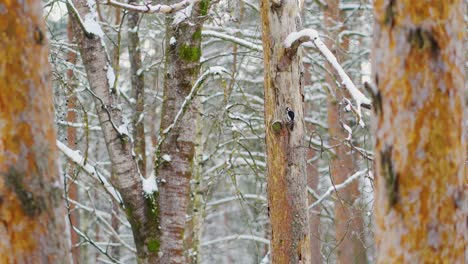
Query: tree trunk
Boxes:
[
  {"xmin": 127, "ymin": 0, "xmax": 147, "ymax": 177},
  {"xmin": 372, "ymin": 0, "xmax": 466, "ymax": 262},
  {"xmin": 68, "ymin": 1, "xmax": 160, "ymax": 263},
  {"xmin": 156, "ymin": 1, "xmax": 209, "ymax": 262},
  {"xmin": 323, "ymin": 1, "xmax": 366, "ymax": 262},
  {"xmin": 0, "ymin": 1, "xmax": 70, "ymax": 262},
  {"xmin": 260, "ymin": 1, "xmax": 311, "ymax": 263},
  {"xmin": 66, "ymin": 19, "xmax": 81, "ymax": 264}
]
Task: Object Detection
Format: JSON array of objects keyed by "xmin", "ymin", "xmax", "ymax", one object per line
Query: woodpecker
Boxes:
[{"xmin": 286, "ymin": 107, "xmax": 295, "ymax": 122}]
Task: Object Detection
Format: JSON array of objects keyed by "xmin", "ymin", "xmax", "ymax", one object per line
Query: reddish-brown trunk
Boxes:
[
  {"xmin": 323, "ymin": 1, "xmax": 366, "ymax": 262},
  {"xmin": 66, "ymin": 19, "xmax": 81, "ymax": 264}
]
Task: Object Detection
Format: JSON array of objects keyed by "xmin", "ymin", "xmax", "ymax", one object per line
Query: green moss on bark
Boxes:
[{"xmin": 178, "ymin": 44, "xmax": 201, "ymax": 62}]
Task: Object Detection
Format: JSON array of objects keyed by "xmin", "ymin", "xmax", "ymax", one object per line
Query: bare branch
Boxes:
[
  {"xmin": 308, "ymin": 169, "xmax": 368, "ymax": 210},
  {"xmin": 57, "ymin": 140, "xmax": 124, "ymax": 206},
  {"xmin": 106, "ymin": 0, "xmax": 196, "ymax": 14},
  {"xmin": 284, "ymin": 28, "xmax": 371, "ymax": 126}
]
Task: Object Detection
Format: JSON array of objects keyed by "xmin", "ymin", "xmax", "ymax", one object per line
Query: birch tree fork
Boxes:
[
  {"xmin": 0, "ymin": 1, "xmax": 69, "ymax": 262},
  {"xmin": 372, "ymin": 0, "xmax": 466, "ymax": 262},
  {"xmin": 260, "ymin": 1, "xmax": 311, "ymax": 263}
]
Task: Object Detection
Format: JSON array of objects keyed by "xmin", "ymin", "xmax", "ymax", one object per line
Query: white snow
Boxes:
[
  {"xmin": 56, "ymin": 140, "xmax": 123, "ymax": 203},
  {"xmin": 284, "ymin": 28, "xmax": 371, "ymax": 127},
  {"xmin": 284, "ymin": 28, "xmax": 318, "ymax": 48},
  {"xmin": 106, "ymin": 64, "xmax": 116, "ymax": 90},
  {"xmin": 202, "ymin": 30, "xmax": 262, "ymax": 52},
  {"xmin": 117, "ymin": 123, "xmax": 130, "ymax": 137},
  {"xmin": 342, "ymin": 122, "xmax": 353, "ymax": 140},
  {"xmin": 172, "ymin": 3, "xmax": 193, "ymax": 25},
  {"xmin": 136, "ymin": 68, "xmax": 144, "ymax": 76},
  {"xmin": 83, "ymin": 13, "xmax": 104, "ymax": 37},
  {"xmin": 170, "ymin": 36, "xmax": 177, "ymax": 46},
  {"xmin": 142, "ymin": 175, "xmax": 158, "ymax": 195},
  {"xmin": 162, "ymin": 154, "xmax": 172, "ymax": 162},
  {"xmin": 209, "ymin": 66, "xmax": 227, "ymax": 75}
]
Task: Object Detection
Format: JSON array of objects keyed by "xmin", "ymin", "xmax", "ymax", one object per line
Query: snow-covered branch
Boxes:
[
  {"xmin": 308, "ymin": 169, "xmax": 368, "ymax": 210},
  {"xmin": 284, "ymin": 29, "xmax": 371, "ymax": 126},
  {"xmin": 207, "ymin": 194, "xmax": 267, "ymax": 207},
  {"xmin": 155, "ymin": 67, "xmax": 230, "ymax": 167},
  {"xmin": 57, "ymin": 140, "xmax": 123, "ymax": 205},
  {"xmin": 202, "ymin": 234, "xmax": 270, "ymax": 246},
  {"xmin": 202, "ymin": 30, "xmax": 263, "ymax": 52},
  {"xmin": 107, "ymin": 0, "xmax": 196, "ymax": 14},
  {"xmin": 66, "ymin": 0, "xmax": 104, "ymax": 38}
]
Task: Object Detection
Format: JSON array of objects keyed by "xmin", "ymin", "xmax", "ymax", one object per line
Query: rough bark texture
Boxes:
[
  {"xmin": 323, "ymin": 1, "xmax": 366, "ymax": 262},
  {"xmin": 372, "ymin": 0, "xmax": 466, "ymax": 262},
  {"xmin": 0, "ymin": 1, "xmax": 70, "ymax": 262},
  {"xmin": 127, "ymin": 0, "xmax": 147, "ymax": 177},
  {"xmin": 68, "ymin": 2, "xmax": 160, "ymax": 263},
  {"xmin": 260, "ymin": 1, "xmax": 311, "ymax": 263},
  {"xmin": 156, "ymin": 1, "xmax": 209, "ymax": 262}
]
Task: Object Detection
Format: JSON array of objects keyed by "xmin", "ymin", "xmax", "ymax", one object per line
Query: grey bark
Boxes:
[{"xmin": 68, "ymin": 1, "xmax": 160, "ymax": 263}]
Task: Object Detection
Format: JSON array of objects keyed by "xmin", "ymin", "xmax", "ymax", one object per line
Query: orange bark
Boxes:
[
  {"xmin": 372, "ymin": 0, "xmax": 466, "ymax": 262},
  {"xmin": 0, "ymin": 1, "xmax": 69, "ymax": 263},
  {"xmin": 260, "ymin": 1, "xmax": 311, "ymax": 263}
]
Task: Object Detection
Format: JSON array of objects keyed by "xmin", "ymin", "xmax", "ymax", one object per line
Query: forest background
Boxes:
[{"xmin": 0, "ymin": 0, "xmax": 466, "ymax": 263}]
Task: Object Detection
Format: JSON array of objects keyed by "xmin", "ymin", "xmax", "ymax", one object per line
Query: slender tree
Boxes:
[
  {"xmin": 323, "ymin": 1, "xmax": 366, "ymax": 262},
  {"xmin": 0, "ymin": 1, "xmax": 70, "ymax": 262},
  {"xmin": 66, "ymin": 19, "xmax": 81, "ymax": 264},
  {"xmin": 127, "ymin": 0, "xmax": 147, "ymax": 177},
  {"xmin": 260, "ymin": 0, "xmax": 311, "ymax": 262},
  {"xmin": 372, "ymin": 0, "xmax": 466, "ymax": 262}
]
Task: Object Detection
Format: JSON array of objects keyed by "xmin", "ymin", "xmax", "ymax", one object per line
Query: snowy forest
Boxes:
[{"xmin": 0, "ymin": 0, "xmax": 467, "ymax": 263}]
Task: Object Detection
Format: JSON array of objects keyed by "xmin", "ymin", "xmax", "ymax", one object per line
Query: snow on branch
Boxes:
[
  {"xmin": 202, "ymin": 30, "xmax": 263, "ymax": 52},
  {"xmin": 284, "ymin": 29, "xmax": 371, "ymax": 126},
  {"xmin": 157, "ymin": 66, "xmax": 230, "ymax": 148},
  {"xmin": 308, "ymin": 169, "xmax": 368, "ymax": 210},
  {"xmin": 66, "ymin": 0, "xmax": 104, "ymax": 38},
  {"xmin": 207, "ymin": 194, "xmax": 267, "ymax": 207},
  {"xmin": 106, "ymin": 0, "xmax": 196, "ymax": 14},
  {"xmin": 56, "ymin": 140, "xmax": 123, "ymax": 205},
  {"xmin": 202, "ymin": 234, "xmax": 270, "ymax": 247}
]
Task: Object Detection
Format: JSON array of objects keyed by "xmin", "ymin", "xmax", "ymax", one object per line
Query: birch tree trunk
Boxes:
[
  {"xmin": 0, "ymin": 1, "xmax": 70, "ymax": 262},
  {"xmin": 372, "ymin": 0, "xmax": 466, "ymax": 262},
  {"xmin": 156, "ymin": 1, "xmax": 209, "ymax": 262},
  {"xmin": 68, "ymin": 1, "xmax": 160, "ymax": 263},
  {"xmin": 260, "ymin": 1, "xmax": 311, "ymax": 263}
]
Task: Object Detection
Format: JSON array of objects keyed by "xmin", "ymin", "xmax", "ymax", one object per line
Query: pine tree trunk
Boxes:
[
  {"xmin": 0, "ymin": 1, "xmax": 70, "ymax": 262},
  {"xmin": 372, "ymin": 0, "xmax": 466, "ymax": 262},
  {"xmin": 260, "ymin": 1, "xmax": 311, "ymax": 263}
]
